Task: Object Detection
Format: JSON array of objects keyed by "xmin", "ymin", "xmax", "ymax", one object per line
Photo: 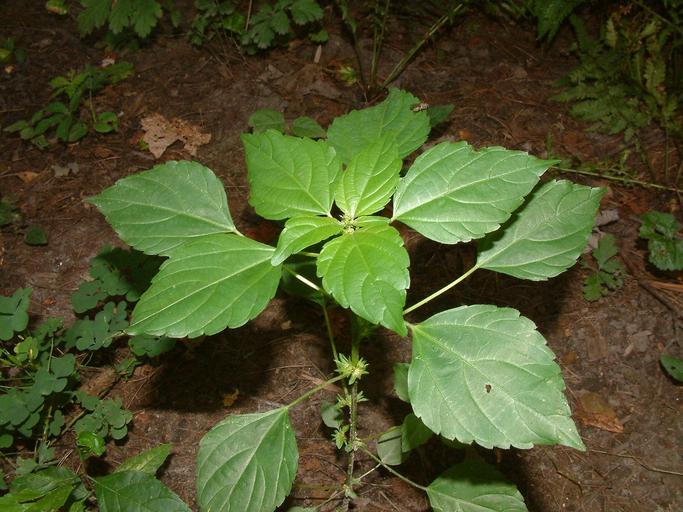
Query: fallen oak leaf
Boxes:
[{"xmin": 140, "ymin": 113, "xmax": 211, "ymax": 159}]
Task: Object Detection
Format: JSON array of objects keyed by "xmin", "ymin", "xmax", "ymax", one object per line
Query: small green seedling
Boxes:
[
  {"xmin": 640, "ymin": 210, "xmax": 683, "ymax": 271},
  {"xmin": 582, "ymin": 233, "xmax": 625, "ymax": 301},
  {"xmin": 91, "ymin": 88, "xmax": 603, "ymax": 510},
  {"xmin": 4, "ymin": 62, "xmax": 132, "ymax": 148}
]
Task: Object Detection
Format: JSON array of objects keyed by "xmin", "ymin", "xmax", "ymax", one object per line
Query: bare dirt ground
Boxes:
[{"xmin": 1, "ymin": 2, "xmax": 682, "ymax": 511}]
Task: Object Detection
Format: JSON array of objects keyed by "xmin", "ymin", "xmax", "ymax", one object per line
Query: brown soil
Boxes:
[{"xmin": 1, "ymin": 2, "xmax": 682, "ymax": 511}]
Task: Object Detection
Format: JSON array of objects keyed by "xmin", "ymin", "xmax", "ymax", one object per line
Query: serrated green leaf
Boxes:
[
  {"xmin": 593, "ymin": 234, "xmax": 619, "ymax": 267},
  {"xmin": 129, "ymin": 234, "xmax": 281, "ymax": 338},
  {"xmin": 291, "ymin": 116, "xmax": 326, "ymax": 138},
  {"xmin": 270, "ymin": 9, "xmax": 291, "ymax": 35},
  {"xmin": 116, "ymin": 444, "xmax": 171, "ymax": 475},
  {"xmin": 90, "ymin": 161, "xmax": 236, "ymax": 256},
  {"xmin": 393, "ymin": 142, "xmax": 551, "ymax": 244},
  {"xmin": 77, "ymin": 0, "xmax": 111, "ymax": 36},
  {"xmin": 290, "ymin": 0, "xmax": 323, "ymax": 24},
  {"xmin": 243, "ymin": 130, "xmax": 342, "ymax": 219},
  {"xmin": 393, "ymin": 362, "xmax": 410, "ymax": 402},
  {"xmin": 640, "ymin": 211, "xmax": 683, "ymax": 271},
  {"xmin": 477, "ymin": 180, "xmax": 604, "ymax": 280},
  {"xmin": 660, "ymin": 354, "xmax": 683, "ymax": 382},
  {"xmin": 427, "ymin": 457, "xmax": 527, "ymax": 512},
  {"xmin": 317, "ymin": 225, "xmax": 409, "ymax": 335},
  {"xmin": 335, "ymin": 134, "xmax": 401, "ymax": 218},
  {"xmin": 95, "ymin": 470, "xmax": 191, "ymax": 512},
  {"xmin": 132, "ymin": 0, "xmax": 163, "ymax": 38},
  {"xmin": 327, "ymin": 88, "xmax": 430, "ymax": 164},
  {"xmin": 272, "ymin": 216, "xmax": 342, "ymax": 265},
  {"xmin": 408, "ymin": 305, "xmax": 585, "ymax": 450},
  {"xmin": 248, "ymin": 109, "xmax": 286, "ymax": 134},
  {"xmin": 196, "ymin": 408, "xmax": 298, "ymax": 512},
  {"xmin": 0, "ymin": 288, "xmax": 31, "ymax": 341}
]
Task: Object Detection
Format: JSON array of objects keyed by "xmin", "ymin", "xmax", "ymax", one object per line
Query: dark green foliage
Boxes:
[
  {"xmin": 582, "ymin": 234, "xmax": 625, "ymax": 301},
  {"xmin": 190, "ymin": 0, "xmax": 326, "ymax": 52},
  {"xmin": 3, "ymin": 62, "xmax": 132, "ymax": 148},
  {"xmin": 640, "ymin": 211, "xmax": 683, "ymax": 271},
  {"xmin": 526, "ymin": 0, "xmax": 588, "ymax": 41},
  {"xmin": 78, "ymin": 0, "xmax": 179, "ymax": 39}
]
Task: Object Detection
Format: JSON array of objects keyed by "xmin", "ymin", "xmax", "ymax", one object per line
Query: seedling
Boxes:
[
  {"xmin": 90, "ymin": 88, "xmax": 603, "ymax": 510},
  {"xmin": 4, "ymin": 62, "xmax": 132, "ymax": 148},
  {"xmin": 640, "ymin": 210, "xmax": 683, "ymax": 271},
  {"xmin": 582, "ymin": 234, "xmax": 625, "ymax": 301}
]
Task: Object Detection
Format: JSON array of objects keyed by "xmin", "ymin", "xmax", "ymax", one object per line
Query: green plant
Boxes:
[
  {"xmin": 660, "ymin": 353, "xmax": 683, "ymax": 381},
  {"xmin": 248, "ymin": 108, "xmax": 326, "ymax": 138},
  {"xmin": 582, "ymin": 234, "xmax": 625, "ymax": 301},
  {"xmin": 77, "ymin": 0, "xmax": 180, "ymax": 40},
  {"xmin": 640, "ymin": 210, "xmax": 683, "ymax": 271},
  {"xmin": 3, "ymin": 62, "xmax": 132, "ymax": 148},
  {"xmin": 0, "ymin": 443, "xmax": 189, "ymax": 511},
  {"xmin": 90, "ymin": 88, "xmax": 603, "ymax": 510},
  {"xmin": 0, "ymin": 37, "xmax": 26, "ymax": 65},
  {"xmin": 190, "ymin": 0, "xmax": 327, "ymax": 53}
]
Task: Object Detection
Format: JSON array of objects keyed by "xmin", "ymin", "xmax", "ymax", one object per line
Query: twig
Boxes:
[{"xmin": 590, "ymin": 449, "xmax": 683, "ymax": 477}]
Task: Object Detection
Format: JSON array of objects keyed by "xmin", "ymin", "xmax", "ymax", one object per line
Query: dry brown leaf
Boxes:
[
  {"xmin": 140, "ymin": 113, "xmax": 211, "ymax": 159},
  {"xmin": 575, "ymin": 391, "xmax": 624, "ymax": 433},
  {"xmin": 17, "ymin": 171, "xmax": 39, "ymax": 183}
]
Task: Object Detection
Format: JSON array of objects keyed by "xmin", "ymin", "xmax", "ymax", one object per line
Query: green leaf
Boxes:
[
  {"xmin": 317, "ymin": 224, "xmax": 409, "ymax": 335},
  {"xmin": 196, "ymin": 408, "xmax": 298, "ymax": 512},
  {"xmin": 90, "ymin": 161, "xmax": 236, "ymax": 256},
  {"xmin": 0, "ymin": 288, "xmax": 32, "ymax": 341},
  {"xmin": 327, "ymin": 88, "xmax": 430, "ymax": 164},
  {"xmin": 291, "ymin": 116, "xmax": 326, "ymax": 138},
  {"xmin": 78, "ymin": 0, "xmax": 111, "ymax": 36},
  {"xmin": 376, "ymin": 427, "xmax": 404, "ymax": 466},
  {"xmin": 248, "ymin": 109, "xmax": 286, "ymax": 134},
  {"xmin": 95, "ymin": 470, "xmax": 191, "ymax": 512},
  {"xmin": 477, "ymin": 180, "xmax": 604, "ymax": 280},
  {"xmin": 129, "ymin": 234, "xmax": 281, "ymax": 338},
  {"xmin": 290, "ymin": 0, "xmax": 324, "ymax": 24},
  {"xmin": 408, "ymin": 305, "xmax": 585, "ymax": 450},
  {"xmin": 393, "ymin": 362, "xmax": 410, "ymax": 402},
  {"xmin": 116, "ymin": 444, "xmax": 172, "ymax": 475},
  {"xmin": 67, "ymin": 122, "xmax": 87, "ymax": 142},
  {"xmin": 132, "ymin": 0, "xmax": 163, "ymax": 38},
  {"xmin": 593, "ymin": 233, "xmax": 619, "ymax": 267},
  {"xmin": 272, "ymin": 216, "xmax": 342, "ymax": 265},
  {"xmin": 280, "ymin": 257, "xmax": 325, "ymax": 305},
  {"xmin": 640, "ymin": 211, "xmax": 683, "ymax": 271},
  {"xmin": 320, "ymin": 400, "xmax": 343, "ymax": 429},
  {"xmin": 393, "ymin": 142, "xmax": 551, "ymax": 244},
  {"xmin": 660, "ymin": 354, "xmax": 683, "ymax": 382},
  {"xmin": 24, "ymin": 225, "xmax": 48, "ymax": 246},
  {"xmin": 94, "ymin": 111, "xmax": 118, "ymax": 133},
  {"xmin": 77, "ymin": 431, "xmax": 106, "ymax": 459},
  {"xmin": 426, "ymin": 104, "xmax": 454, "ymax": 128},
  {"xmin": 128, "ymin": 335, "xmax": 176, "ymax": 358},
  {"xmin": 242, "ymin": 130, "xmax": 342, "ymax": 219},
  {"xmin": 401, "ymin": 413, "xmax": 432, "ymax": 452},
  {"xmin": 427, "ymin": 457, "xmax": 527, "ymax": 512},
  {"xmin": 335, "ymin": 134, "xmax": 401, "ymax": 218}
]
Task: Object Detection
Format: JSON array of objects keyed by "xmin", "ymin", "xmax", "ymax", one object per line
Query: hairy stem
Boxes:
[
  {"xmin": 403, "ymin": 264, "xmax": 479, "ymax": 315},
  {"xmin": 344, "ymin": 318, "xmax": 363, "ymax": 497},
  {"xmin": 360, "ymin": 447, "xmax": 428, "ymax": 491}
]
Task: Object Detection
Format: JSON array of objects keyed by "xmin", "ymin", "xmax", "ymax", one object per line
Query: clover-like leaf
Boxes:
[
  {"xmin": 248, "ymin": 109, "xmax": 286, "ymax": 133},
  {"xmin": 327, "ymin": 88, "xmax": 430, "ymax": 163},
  {"xmin": 95, "ymin": 470, "xmax": 191, "ymax": 512},
  {"xmin": 427, "ymin": 457, "xmax": 528, "ymax": 512},
  {"xmin": 477, "ymin": 180, "xmax": 604, "ymax": 280},
  {"xmin": 291, "ymin": 116, "xmax": 325, "ymax": 138},
  {"xmin": 335, "ymin": 134, "xmax": 401, "ymax": 218},
  {"xmin": 272, "ymin": 216, "xmax": 342, "ymax": 265},
  {"xmin": 393, "ymin": 142, "xmax": 551, "ymax": 244},
  {"xmin": 129, "ymin": 234, "xmax": 281, "ymax": 338},
  {"xmin": 0, "ymin": 287, "xmax": 31, "ymax": 341},
  {"xmin": 90, "ymin": 161, "xmax": 236, "ymax": 256},
  {"xmin": 317, "ymin": 224, "xmax": 409, "ymax": 335},
  {"xmin": 242, "ymin": 130, "xmax": 342, "ymax": 219},
  {"xmin": 408, "ymin": 305, "xmax": 585, "ymax": 450},
  {"xmin": 196, "ymin": 408, "xmax": 298, "ymax": 512}
]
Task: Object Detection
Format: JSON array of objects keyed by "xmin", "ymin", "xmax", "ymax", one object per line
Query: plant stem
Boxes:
[
  {"xmin": 360, "ymin": 447, "xmax": 428, "ymax": 491},
  {"xmin": 552, "ymin": 164, "xmax": 683, "ymax": 193},
  {"xmin": 370, "ymin": 0, "xmax": 391, "ymax": 89},
  {"xmin": 403, "ymin": 264, "xmax": 479, "ymax": 315},
  {"xmin": 286, "ymin": 374, "xmax": 346, "ymax": 410},
  {"xmin": 283, "ymin": 265, "xmax": 322, "ymax": 292},
  {"xmin": 381, "ymin": 3, "xmax": 465, "ymax": 88},
  {"xmin": 322, "ymin": 301, "xmax": 339, "ymax": 361},
  {"xmin": 344, "ymin": 320, "xmax": 363, "ymax": 496}
]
